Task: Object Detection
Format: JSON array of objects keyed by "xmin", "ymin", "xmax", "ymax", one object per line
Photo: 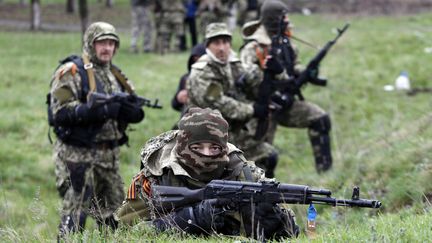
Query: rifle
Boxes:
[
  {"xmin": 254, "ymin": 22, "xmax": 350, "ymax": 139},
  {"xmin": 291, "ymin": 23, "xmax": 350, "ymax": 100},
  {"xmin": 87, "ymin": 92, "xmax": 163, "ymax": 109},
  {"xmin": 151, "ymin": 179, "xmax": 382, "ymax": 212}
]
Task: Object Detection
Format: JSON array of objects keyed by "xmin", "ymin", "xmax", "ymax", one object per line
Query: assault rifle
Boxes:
[
  {"xmin": 151, "ymin": 180, "xmax": 382, "ymax": 212},
  {"xmin": 87, "ymin": 92, "xmax": 163, "ymax": 109},
  {"xmin": 290, "ymin": 23, "xmax": 350, "ymax": 99},
  {"xmin": 254, "ymin": 22, "xmax": 349, "ymax": 139}
]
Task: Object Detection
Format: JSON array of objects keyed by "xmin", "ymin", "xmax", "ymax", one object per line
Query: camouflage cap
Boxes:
[
  {"xmin": 205, "ymin": 22, "xmax": 232, "ymax": 40},
  {"xmin": 83, "ymin": 22, "xmax": 120, "ymax": 60}
]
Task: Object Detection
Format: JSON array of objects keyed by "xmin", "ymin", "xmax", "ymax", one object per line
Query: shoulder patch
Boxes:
[
  {"xmin": 205, "ymin": 82, "xmax": 223, "ymax": 101},
  {"xmin": 53, "ymin": 87, "xmax": 74, "ymax": 103}
]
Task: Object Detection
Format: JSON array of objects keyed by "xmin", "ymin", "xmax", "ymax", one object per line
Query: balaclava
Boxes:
[{"xmin": 175, "ymin": 107, "xmax": 229, "ymax": 182}]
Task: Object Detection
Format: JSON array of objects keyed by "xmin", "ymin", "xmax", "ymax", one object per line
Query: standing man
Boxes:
[
  {"xmin": 183, "ymin": 0, "xmax": 199, "ymax": 49},
  {"xmin": 186, "ymin": 23, "xmax": 279, "ymax": 178},
  {"xmin": 155, "ymin": 0, "xmax": 186, "ymax": 54},
  {"xmin": 115, "ymin": 107, "xmax": 299, "ymax": 240},
  {"xmin": 48, "ymin": 22, "xmax": 145, "ymax": 237},
  {"xmin": 130, "ymin": 0, "xmax": 154, "ymax": 53},
  {"xmin": 197, "ymin": 0, "xmax": 229, "ymax": 42},
  {"xmin": 240, "ymin": 0, "xmax": 333, "ymax": 172}
]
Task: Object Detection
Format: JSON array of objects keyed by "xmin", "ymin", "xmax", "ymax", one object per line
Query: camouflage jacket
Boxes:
[
  {"xmin": 187, "ymin": 51, "xmax": 254, "ymax": 121},
  {"xmin": 115, "ymin": 130, "xmax": 266, "ymax": 224}
]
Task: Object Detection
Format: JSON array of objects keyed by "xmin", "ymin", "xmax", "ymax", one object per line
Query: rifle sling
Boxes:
[
  {"xmin": 111, "ymin": 66, "xmax": 135, "ymax": 94},
  {"xmin": 82, "ymin": 54, "xmax": 96, "ymax": 95}
]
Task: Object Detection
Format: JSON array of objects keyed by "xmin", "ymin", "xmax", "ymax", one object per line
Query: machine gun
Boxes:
[
  {"xmin": 254, "ymin": 21, "xmax": 349, "ymax": 139},
  {"xmin": 151, "ymin": 179, "xmax": 382, "ymax": 212}
]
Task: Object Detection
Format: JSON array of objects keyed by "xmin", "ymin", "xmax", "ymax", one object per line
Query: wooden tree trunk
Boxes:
[
  {"xmin": 30, "ymin": 0, "xmax": 41, "ymax": 30},
  {"xmin": 105, "ymin": 0, "xmax": 113, "ymax": 8},
  {"xmin": 78, "ymin": 0, "xmax": 89, "ymax": 40},
  {"xmin": 66, "ymin": 0, "xmax": 76, "ymax": 13}
]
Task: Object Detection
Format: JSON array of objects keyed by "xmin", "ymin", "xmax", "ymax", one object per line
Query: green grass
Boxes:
[{"xmin": 1, "ymin": 11, "xmax": 432, "ymax": 242}]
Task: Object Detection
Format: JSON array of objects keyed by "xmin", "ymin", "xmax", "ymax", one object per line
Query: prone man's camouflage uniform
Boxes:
[
  {"xmin": 115, "ymin": 108, "xmax": 298, "ymax": 239},
  {"xmin": 240, "ymin": 0, "xmax": 332, "ymax": 172},
  {"xmin": 50, "ymin": 22, "xmax": 142, "ymax": 236},
  {"xmin": 186, "ymin": 23, "xmax": 277, "ymax": 172}
]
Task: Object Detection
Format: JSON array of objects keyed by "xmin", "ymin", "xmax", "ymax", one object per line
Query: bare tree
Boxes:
[
  {"xmin": 78, "ymin": 0, "xmax": 89, "ymax": 38},
  {"xmin": 66, "ymin": 0, "xmax": 76, "ymax": 13},
  {"xmin": 30, "ymin": 0, "xmax": 41, "ymax": 30}
]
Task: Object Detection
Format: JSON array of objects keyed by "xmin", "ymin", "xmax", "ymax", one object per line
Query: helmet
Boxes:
[
  {"xmin": 83, "ymin": 22, "xmax": 120, "ymax": 60},
  {"xmin": 260, "ymin": 0, "xmax": 290, "ymax": 35}
]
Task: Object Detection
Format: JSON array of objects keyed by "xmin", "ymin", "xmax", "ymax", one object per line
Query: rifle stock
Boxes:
[{"xmin": 151, "ymin": 180, "xmax": 382, "ymax": 211}]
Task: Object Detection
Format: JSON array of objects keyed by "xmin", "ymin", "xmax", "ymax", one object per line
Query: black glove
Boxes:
[
  {"xmin": 253, "ymin": 103, "xmax": 269, "ymax": 119},
  {"xmin": 241, "ymin": 202, "xmax": 299, "ymax": 240},
  {"xmin": 88, "ymin": 102, "xmax": 121, "ymax": 121},
  {"xmin": 54, "ymin": 102, "xmax": 121, "ymax": 125},
  {"xmin": 265, "ymin": 56, "xmax": 284, "ymax": 75},
  {"xmin": 255, "ymin": 203, "xmax": 299, "ymax": 239},
  {"xmin": 153, "ymin": 200, "xmax": 225, "ymax": 235},
  {"xmin": 118, "ymin": 96, "xmax": 145, "ymax": 123}
]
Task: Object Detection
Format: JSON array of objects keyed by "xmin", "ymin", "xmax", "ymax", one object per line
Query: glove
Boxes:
[
  {"xmin": 241, "ymin": 202, "xmax": 299, "ymax": 240},
  {"xmin": 54, "ymin": 102, "xmax": 121, "ymax": 125},
  {"xmin": 253, "ymin": 103, "xmax": 269, "ymax": 119},
  {"xmin": 90, "ymin": 102, "xmax": 121, "ymax": 121},
  {"xmin": 265, "ymin": 56, "xmax": 284, "ymax": 75},
  {"xmin": 153, "ymin": 200, "xmax": 225, "ymax": 235},
  {"xmin": 118, "ymin": 97, "xmax": 145, "ymax": 123}
]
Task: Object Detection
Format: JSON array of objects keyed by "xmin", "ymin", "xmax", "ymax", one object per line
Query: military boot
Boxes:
[
  {"xmin": 309, "ymin": 130, "xmax": 332, "ymax": 173},
  {"xmin": 308, "ymin": 115, "xmax": 332, "ymax": 173}
]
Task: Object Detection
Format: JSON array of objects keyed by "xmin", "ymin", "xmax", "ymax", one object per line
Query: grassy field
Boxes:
[{"xmin": 1, "ymin": 9, "xmax": 432, "ymax": 242}]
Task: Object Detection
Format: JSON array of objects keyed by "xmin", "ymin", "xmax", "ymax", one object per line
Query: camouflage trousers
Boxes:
[
  {"xmin": 274, "ymin": 100, "xmax": 326, "ymax": 128},
  {"xmin": 199, "ymin": 12, "xmax": 225, "ymax": 41},
  {"xmin": 155, "ymin": 12, "xmax": 184, "ymax": 53},
  {"xmin": 131, "ymin": 6, "xmax": 154, "ymax": 52},
  {"xmin": 54, "ymin": 142, "xmax": 125, "ymax": 231},
  {"xmin": 228, "ymin": 118, "xmax": 276, "ymax": 163}
]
